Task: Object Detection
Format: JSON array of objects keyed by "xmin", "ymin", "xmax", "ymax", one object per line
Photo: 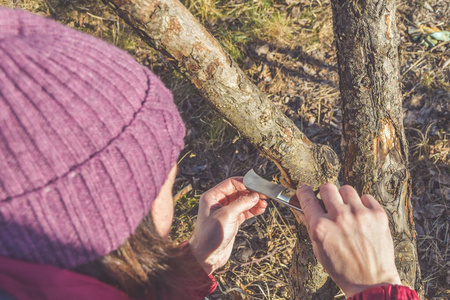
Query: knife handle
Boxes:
[
  {"xmin": 275, "ymin": 188, "xmax": 303, "ymax": 213},
  {"xmin": 277, "ymin": 188, "xmax": 296, "ymax": 202}
]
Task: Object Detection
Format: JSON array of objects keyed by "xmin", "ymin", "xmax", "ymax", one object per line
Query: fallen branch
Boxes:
[{"xmin": 103, "ymin": 0, "xmax": 340, "ymax": 190}]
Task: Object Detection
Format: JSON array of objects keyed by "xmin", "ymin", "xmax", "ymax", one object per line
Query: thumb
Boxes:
[{"xmin": 226, "ymin": 192, "xmax": 259, "ymax": 217}]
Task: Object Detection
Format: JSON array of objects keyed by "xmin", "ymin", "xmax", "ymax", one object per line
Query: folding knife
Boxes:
[{"xmin": 243, "ymin": 169, "xmax": 303, "ymax": 213}]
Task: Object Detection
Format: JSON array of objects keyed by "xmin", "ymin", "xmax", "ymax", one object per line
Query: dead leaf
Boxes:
[{"xmin": 243, "ymin": 57, "xmax": 254, "ymax": 70}]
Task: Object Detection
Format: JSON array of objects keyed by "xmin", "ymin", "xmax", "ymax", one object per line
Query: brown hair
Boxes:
[{"xmin": 73, "ymin": 212, "xmax": 208, "ymax": 299}]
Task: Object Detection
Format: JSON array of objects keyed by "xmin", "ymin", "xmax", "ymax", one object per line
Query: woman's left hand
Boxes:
[{"xmin": 189, "ymin": 177, "xmax": 267, "ymax": 275}]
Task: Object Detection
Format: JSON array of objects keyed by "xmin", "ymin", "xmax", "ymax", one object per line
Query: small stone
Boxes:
[
  {"xmin": 415, "ymin": 223, "xmax": 425, "ymax": 236},
  {"xmin": 410, "ymin": 95, "xmax": 423, "ymax": 108},
  {"xmin": 255, "ymin": 44, "xmax": 270, "ymax": 56}
]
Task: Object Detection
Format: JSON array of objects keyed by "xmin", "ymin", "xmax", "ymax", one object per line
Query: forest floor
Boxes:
[{"xmin": 2, "ymin": 0, "xmax": 448, "ymax": 299}]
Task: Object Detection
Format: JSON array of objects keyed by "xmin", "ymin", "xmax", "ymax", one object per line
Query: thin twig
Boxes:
[{"xmin": 173, "ymin": 184, "xmax": 193, "ymax": 203}]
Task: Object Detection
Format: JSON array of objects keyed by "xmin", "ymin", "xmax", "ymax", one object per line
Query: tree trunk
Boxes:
[
  {"xmin": 104, "ymin": 0, "xmax": 338, "ymax": 297},
  {"xmin": 290, "ymin": 225, "xmax": 338, "ymax": 299},
  {"xmin": 103, "ymin": 0, "xmax": 340, "ymax": 191},
  {"xmin": 104, "ymin": 0, "xmax": 422, "ymax": 298},
  {"xmin": 331, "ymin": 0, "xmax": 423, "ymax": 297}
]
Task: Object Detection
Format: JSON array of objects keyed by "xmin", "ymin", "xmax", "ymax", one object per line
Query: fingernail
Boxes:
[
  {"xmin": 250, "ymin": 193, "xmax": 259, "ymax": 202},
  {"xmin": 298, "ymin": 183, "xmax": 310, "ymax": 190}
]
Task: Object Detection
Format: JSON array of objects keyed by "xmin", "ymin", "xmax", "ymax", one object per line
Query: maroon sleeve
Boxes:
[
  {"xmin": 158, "ymin": 241, "xmax": 217, "ymax": 300},
  {"xmin": 348, "ymin": 285, "xmax": 420, "ymax": 300},
  {"xmin": 184, "ymin": 242, "xmax": 218, "ymax": 298},
  {"xmin": 196, "ymin": 274, "xmax": 218, "ymax": 298}
]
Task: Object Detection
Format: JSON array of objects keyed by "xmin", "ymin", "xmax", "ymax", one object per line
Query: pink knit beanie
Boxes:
[{"xmin": 0, "ymin": 8, "xmax": 185, "ymax": 268}]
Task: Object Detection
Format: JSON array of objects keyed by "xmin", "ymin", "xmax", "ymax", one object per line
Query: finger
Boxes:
[
  {"xmin": 248, "ymin": 199, "xmax": 267, "ymax": 216},
  {"xmin": 225, "ymin": 192, "xmax": 260, "ymax": 219},
  {"xmin": 361, "ymin": 194, "xmax": 382, "ymax": 210},
  {"xmin": 339, "ymin": 185, "xmax": 364, "ymax": 210},
  {"xmin": 201, "ymin": 177, "xmax": 246, "ymax": 207},
  {"xmin": 319, "ymin": 183, "xmax": 344, "ymax": 214},
  {"xmin": 257, "ymin": 193, "xmax": 269, "ymax": 200},
  {"xmin": 297, "ymin": 185, "xmax": 325, "ymax": 222},
  {"xmin": 250, "ymin": 199, "xmax": 267, "ymax": 210}
]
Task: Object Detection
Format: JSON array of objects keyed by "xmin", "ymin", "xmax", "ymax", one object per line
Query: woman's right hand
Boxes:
[{"xmin": 291, "ymin": 183, "xmax": 402, "ymax": 297}]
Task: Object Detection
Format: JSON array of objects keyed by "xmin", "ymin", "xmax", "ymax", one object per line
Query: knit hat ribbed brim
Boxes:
[{"xmin": 0, "ymin": 8, "xmax": 185, "ymax": 268}]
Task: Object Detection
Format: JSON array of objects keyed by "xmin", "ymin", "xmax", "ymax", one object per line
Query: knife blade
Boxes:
[{"xmin": 243, "ymin": 169, "xmax": 303, "ymax": 213}]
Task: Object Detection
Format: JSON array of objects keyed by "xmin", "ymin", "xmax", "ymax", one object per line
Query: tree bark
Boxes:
[
  {"xmin": 103, "ymin": 0, "xmax": 422, "ymax": 298},
  {"xmin": 331, "ymin": 0, "xmax": 423, "ymax": 297},
  {"xmin": 290, "ymin": 225, "xmax": 338, "ymax": 299},
  {"xmin": 104, "ymin": 0, "xmax": 339, "ymax": 298},
  {"xmin": 103, "ymin": 0, "xmax": 340, "ymax": 191}
]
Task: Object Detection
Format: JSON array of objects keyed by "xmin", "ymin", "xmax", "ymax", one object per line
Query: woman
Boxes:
[
  {"xmin": 0, "ymin": 7, "xmax": 267, "ymax": 299},
  {"xmin": 0, "ymin": 7, "xmax": 419, "ymax": 300}
]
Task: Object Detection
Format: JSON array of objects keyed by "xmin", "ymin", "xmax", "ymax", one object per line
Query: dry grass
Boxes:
[
  {"xmin": 1, "ymin": 0, "xmax": 449, "ymax": 298},
  {"xmin": 398, "ymin": 2, "xmax": 450, "ymax": 298}
]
